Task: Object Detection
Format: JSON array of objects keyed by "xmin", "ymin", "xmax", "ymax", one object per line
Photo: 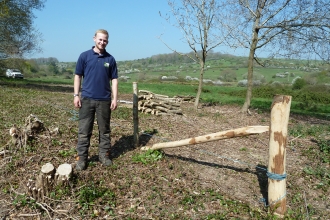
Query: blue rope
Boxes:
[
  {"xmin": 260, "ymin": 191, "xmax": 287, "ymax": 207},
  {"xmin": 68, "ymin": 109, "xmax": 79, "ymax": 121},
  {"xmin": 266, "ymin": 171, "xmax": 287, "ymax": 181}
]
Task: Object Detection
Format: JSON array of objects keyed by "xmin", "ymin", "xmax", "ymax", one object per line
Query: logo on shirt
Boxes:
[{"xmin": 104, "ymin": 62, "xmax": 110, "ymax": 68}]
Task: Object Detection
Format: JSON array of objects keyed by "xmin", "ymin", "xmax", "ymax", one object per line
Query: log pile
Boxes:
[
  {"xmin": 27, "ymin": 163, "xmax": 72, "ymax": 201},
  {"xmin": 138, "ymin": 90, "xmax": 195, "ymax": 115}
]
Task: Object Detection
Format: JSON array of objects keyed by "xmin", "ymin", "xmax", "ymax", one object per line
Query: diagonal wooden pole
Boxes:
[{"xmin": 141, "ymin": 126, "xmax": 269, "ymax": 150}]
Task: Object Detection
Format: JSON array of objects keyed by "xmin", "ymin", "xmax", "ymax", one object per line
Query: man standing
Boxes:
[{"xmin": 73, "ymin": 29, "xmax": 118, "ymax": 171}]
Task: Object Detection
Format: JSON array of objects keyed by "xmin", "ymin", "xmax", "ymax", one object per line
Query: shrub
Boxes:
[
  {"xmin": 63, "ymin": 75, "xmax": 72, "ymax": 79},
  {"xmin": 218, "ymin": 69, "xmax": 237, "ymax": 82},
  {"xmin": 242, "ymin": 72, "xmax": 265, "ymax": 81},
  {"xmin": 270, "ymin": 81, "xmax": 283, "ymax": 87},
  {"xmin": 292, "ymin": 77, "xmax": 306, "ymax": 90},
  {"xmin": 237, "ymin": 79, "xmax": 262, "ymax": 87}
]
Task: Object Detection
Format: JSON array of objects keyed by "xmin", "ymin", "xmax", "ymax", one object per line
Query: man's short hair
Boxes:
[{"xmin": 95, "ymin": 29, "xmax": 109, "ymax": 38}]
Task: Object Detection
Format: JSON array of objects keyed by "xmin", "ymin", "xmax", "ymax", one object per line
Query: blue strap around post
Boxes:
[
  {"xmin": 266, "ymin": 171, "xmax": 287, "ymax": 181},
  {"xmin": 261, "ymin": 171, "xmax": 287, "ymax": 207}
]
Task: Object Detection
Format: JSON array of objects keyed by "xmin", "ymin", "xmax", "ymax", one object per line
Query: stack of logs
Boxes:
[
  {"xmin": 138, "ymin": 90, "xmax": 195, "ymax": 116},
  {"xmin": 27, "ymin": 163, "xmax": 72, "ymax": 201}
]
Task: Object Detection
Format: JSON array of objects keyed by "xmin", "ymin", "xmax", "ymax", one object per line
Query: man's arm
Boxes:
[
  {"xmin": 110, "ymin": 78, "xmax": 118, "ymax": 110},
  {"xmin": 74, "ymin": 74, "xmax": 82, "ymax": 108}
]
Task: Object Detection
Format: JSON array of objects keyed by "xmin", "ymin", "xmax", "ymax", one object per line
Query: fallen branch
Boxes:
[
  {"xmin": 36, "ymin": 202, "xmax": 52, "ymax": 219},
  {"xmin": 141, "ymin": 126, "xmax": 269, "ymax": 150},
  {"xmin": 17, "ymin": 213, "xmax": 41, "ymax": 217},
  {"xmin": 0, "ymin": 150, "xmax": 10, "ymax": 155}
]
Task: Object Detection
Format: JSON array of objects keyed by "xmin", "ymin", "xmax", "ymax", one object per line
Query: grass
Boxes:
[
  {"xmin": 0, "ymin": 76, "xmax": 329, "ymax": 219},
  {"xmin": 2, "ymin": 75, "xmax": 330, "ymax": 119}
]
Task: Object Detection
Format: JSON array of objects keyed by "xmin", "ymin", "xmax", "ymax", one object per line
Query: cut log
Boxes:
[
  {"xmin": 55, "ymin": 163, "xmax": 72, "ymax": 186},
  {"xmin": 161, "ymin": 103, "xmax": 180, "ymax": 110},
  {"xmin": 141, "ymin": 126, "xmax": 269, "ymax": 150},
  {"xmin": 154, "ymin": 94, "xmax": 169, "ymax": 98},
  {"xmin": 155, "ymin": 106, "xmax": 170, "ymax": 112},
  {"xmin": 167, "ymin": 109, "xmax": 182, "ymax": 115},
  {"xmin": 139, "ymin": 89, "xmax": 153, "ymax": 94},
  {"xmin": 118, "ymin": 100, "xmax": 133, "ymax": 104},
  {"xmin": 144, "ymin": 108, "xmax": 152, "ymax": 114},
  {"xmin": 154, "ymin": 97, "xmax": 177, "ymax": 102},
  {"xmin": 157, "ymin": 100, "xmax": 181, "ymax": 107},
  {"xmin": 156, "ymin": 112, "xmax": 170, "ymax": 116},
  {"xmin": 154, "ymin": 106, "xmax": 182, "ymax": 114}
]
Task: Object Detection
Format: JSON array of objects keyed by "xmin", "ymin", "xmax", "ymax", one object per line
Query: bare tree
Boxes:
[
  {"xmin": 0, "ymin": 0, "xmax": 45, "ymax": 63},
  {"xmin": 226, "ymin": 0, "xmax": 330, "ymax": 112},
  {"xmin": 161, "ymin": 0, "xmax": 228, "ymax": 109}
]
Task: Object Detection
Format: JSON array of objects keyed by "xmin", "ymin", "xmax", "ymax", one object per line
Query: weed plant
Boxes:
[{"xmin": 132, "ymin": 149, "xmax": 164, "ymax": 164}]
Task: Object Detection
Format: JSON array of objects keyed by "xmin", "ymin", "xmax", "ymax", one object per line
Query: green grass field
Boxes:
[{"xmin": 2, "ymin": 75, "xmax": 329, "ymax": 120}]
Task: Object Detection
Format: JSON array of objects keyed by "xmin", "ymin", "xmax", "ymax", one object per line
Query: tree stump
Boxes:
[
  {"xmin": 27, "ymin": 163, "xmax": 72, "ymax": 201},
  {"xmin": 54, "ymin": 163, "xmax": 72, "ymax": 186},
  {"xmin": 35, "ymin": 163, "xmax": 55, "ymax": 199}
]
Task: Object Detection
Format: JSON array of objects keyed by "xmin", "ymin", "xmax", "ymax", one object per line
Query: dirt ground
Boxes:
[
  {"xmin": 114, "ymin": 94, "xmax": 330, "ymax": 217},
  {"xmin": 0, "ymin": 89, "xmax": 329, "ymax": 219}
]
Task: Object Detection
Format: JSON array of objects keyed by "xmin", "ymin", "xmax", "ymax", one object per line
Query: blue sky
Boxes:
[
  {"xmin": 31, "ymin": 0, "xmax": 246, "ymax": 62},
  {"xmin": 29, "ymin": 0, "xmax": 193, "ymax": 62}
]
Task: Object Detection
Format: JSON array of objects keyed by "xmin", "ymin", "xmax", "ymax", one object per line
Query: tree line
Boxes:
[
  {"xmin": 0, "ymin": 0, "xmax": 45, "ymax": 69},
  {"xmin": 1, "ymin": 0, "xmax": 329, "ymax": 115},
  {"xmin": 162, "ymin": 0, "xmax": 330, "ymax": 113}
]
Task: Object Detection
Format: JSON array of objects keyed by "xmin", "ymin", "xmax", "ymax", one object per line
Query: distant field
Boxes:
[
  {"xmin": 115, "ymin": 59, "xmax": 311, "ymax": 84},
  {"xmin": 2, "ymin": 53, "xmax": 328, "ymax": 119},
  {"xmin": 2, "ymin": 75, "xmax": 329, "ymax": 119}
]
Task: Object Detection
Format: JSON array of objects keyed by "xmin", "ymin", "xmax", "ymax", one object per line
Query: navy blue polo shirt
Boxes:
[{"xmin": 75, "ymin": 47, "xmax": 118, "ymax": 101}]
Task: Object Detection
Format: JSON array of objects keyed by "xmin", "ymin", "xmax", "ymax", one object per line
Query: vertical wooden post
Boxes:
[
  {"xmin": 133, "ymin": 82, "xmax": 139, "ymax": 148},
  {"xmin": 268, "ymin": 95, "xmax": 291, "ymax": 216}
]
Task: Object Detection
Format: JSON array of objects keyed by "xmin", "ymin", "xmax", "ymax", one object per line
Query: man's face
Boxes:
[{"xmin": 93, "ymin": 33, "xmax": 108, "ymax": 51}]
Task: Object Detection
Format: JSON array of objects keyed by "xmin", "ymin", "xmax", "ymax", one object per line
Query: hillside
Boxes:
[{"xmin": 14, "ymin": 51, "xmax": 330, "ymax": 87}]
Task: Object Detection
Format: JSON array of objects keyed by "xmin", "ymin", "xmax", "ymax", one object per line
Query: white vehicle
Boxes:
[{"xmin": 6, "ymin": 69, "xmax": 24, "ymax": 79}]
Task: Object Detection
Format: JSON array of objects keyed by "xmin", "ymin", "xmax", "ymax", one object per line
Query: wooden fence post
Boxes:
[
  {"xmin": 133, "ymin": 82, "xmax": 139, "ymax": 148},
  {"xmin": 268, "ymin": 95, "xmax": 291, "ymax": 216}
]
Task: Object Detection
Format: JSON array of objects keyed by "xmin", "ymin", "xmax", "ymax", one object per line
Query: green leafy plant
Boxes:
[
  {"xmin": 12, "ymin": 194, "xmax": 36, "ymax": 208},
  {"xmin": 78, "ymin": 183, "xmax": 116, "ymax": 212},
  {"xmin": 58, "ymin": 147, "xmax": 76, "ymax": 157},
  {"xmin": 289, "ymin": 124, "xmax": 306, "ymax": 138},
  {"xmin": 317, "ymin": 139, "xmax": 330, "ymax": 163},
  {"xmin": 143, "ymin": 128, "xmax": 158, "ymax": 134},
  {"xmin": 50, "ymin": 186, "xmax": 71, "ymax": 200},
  {"xmin": 132, "ymin": 149, "xmax": 164, "ymax": 164}
]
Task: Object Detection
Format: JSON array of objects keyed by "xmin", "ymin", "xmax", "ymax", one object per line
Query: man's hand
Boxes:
[
  {"xmin": 110, "ymin": 99, "xmax": 117, "ymax": 110},
  {"xmin": 74, "ymin": 96, "xmax": 81, "ymax": 108}
]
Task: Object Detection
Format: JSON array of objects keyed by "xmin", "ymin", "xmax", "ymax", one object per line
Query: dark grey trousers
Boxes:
[{"xmin": 77, "ymin": 97, "xmax": 111, "ymax": 160}]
